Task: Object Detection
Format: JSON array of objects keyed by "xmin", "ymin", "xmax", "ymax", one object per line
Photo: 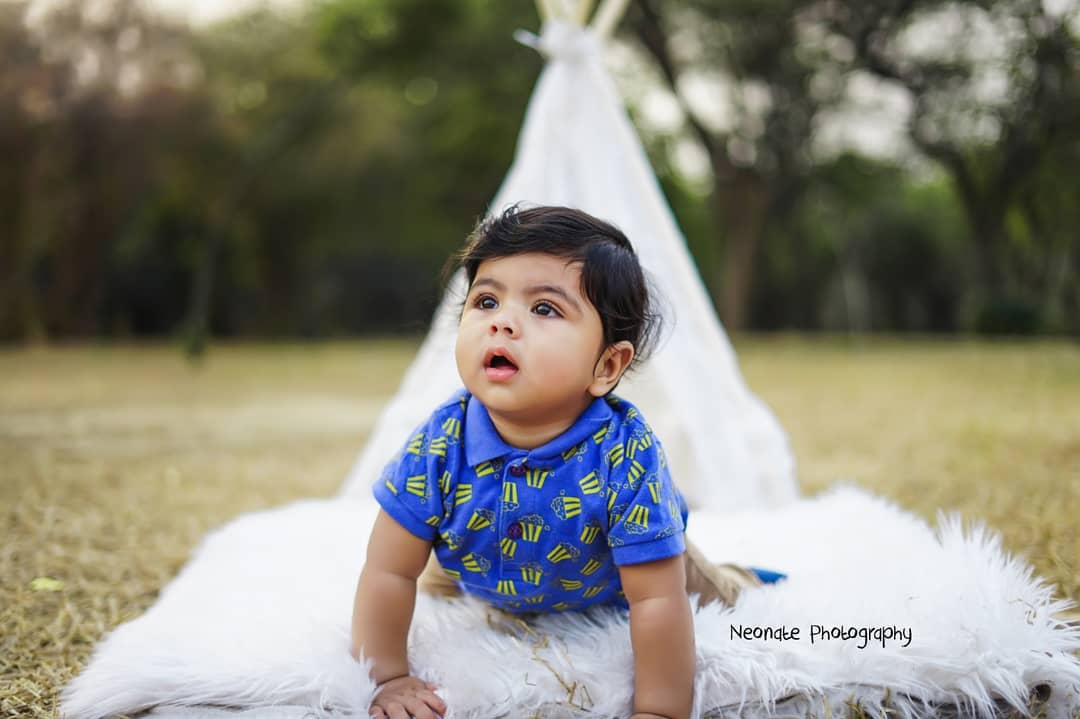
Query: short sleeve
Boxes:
[
  {"xmin": 371, "ymin": 418, "xmax": 448, "ymax": 542},
  {"xmin": 605, "ymin": 426, "xmax": 687, "ymax": 566}
]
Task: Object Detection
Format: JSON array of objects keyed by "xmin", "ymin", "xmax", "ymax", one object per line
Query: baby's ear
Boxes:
[{"xmin": 588, "ymin": 341, "xmax": 635, "ymax": 397}]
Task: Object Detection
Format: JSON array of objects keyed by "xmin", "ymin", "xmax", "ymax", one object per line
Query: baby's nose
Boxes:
[{"xmin": 489, "ymin": 311, "xmax": 517, "ymax": 335}]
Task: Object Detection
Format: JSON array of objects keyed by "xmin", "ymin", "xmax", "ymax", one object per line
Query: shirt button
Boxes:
[
  {"xmin": 508, "ymin": 464, "xmax": 526, "ymax": 477},
  {"xmin": 507, "ymin": 522, "xmax": 523, "ymax": 538}
]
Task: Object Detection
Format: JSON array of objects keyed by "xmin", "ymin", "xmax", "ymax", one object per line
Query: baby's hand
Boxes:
[{"xmin": 369, "ymin": 675, "xmax": 446, "ymax": 719}]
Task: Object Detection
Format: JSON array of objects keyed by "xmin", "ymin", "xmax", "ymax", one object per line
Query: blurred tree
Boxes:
[
  {"xmin": 313, "ymin": 0, "xmax": 541, "ymax": 245},
  {"xmin": 822, "ymin": 0, "xmax": 1080, "ymax": 322},
  {"xmin": 175, "ymin": 9, "xmax": 354, "ymax": 354},
  {"xmin": 623, "ymin": 0, "xmax": 1078, "ymax": 334},
  {"xmin": 1, "ymin": 0, "xmax": 547, "ymax": 345},
  {"xmin": 1016, "ymin": 137, "xmax": 1080, "ymax": 334},
  {"xmin": 173, "ymin": 0, "xmax": 547, "ymax": 350},
  {"xmin": 626, "ymin": 0, "xmax": 834, "ymax": 332},
  {"xmin": 1, "ymin": 0, "xmax": 204, "ymax": 341},
  {"xmin": 1, "ymin": 0, "xmax": 1076, "ymax": 341},
  {"xmin": 0, "ymin": 1, "xmax": 49, "ymax": 340},
  {"xmin": 750, "ymin": 154, "xmax": 967, "ymax": 332}
]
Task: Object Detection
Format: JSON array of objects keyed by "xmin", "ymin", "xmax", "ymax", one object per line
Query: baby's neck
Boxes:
[{"xmin": 487, "ymin": 398, "xmax": 593, "ymax": 450}]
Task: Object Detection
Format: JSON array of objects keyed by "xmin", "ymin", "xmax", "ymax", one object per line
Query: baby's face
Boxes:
[{"xmin": 456, "ymin": 253, "xmax": 606, "ymax": 427}]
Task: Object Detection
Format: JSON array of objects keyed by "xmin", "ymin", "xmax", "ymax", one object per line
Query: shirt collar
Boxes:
[{"xmin": 464, "ymin": 393, "xmax": 614, "ymax": 467}]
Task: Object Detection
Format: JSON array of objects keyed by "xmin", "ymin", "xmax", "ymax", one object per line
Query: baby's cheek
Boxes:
[
  {"xmin": 453, "ymin": 331, "xmax": 473, "ymax": 376},
  {"xmin": 535, "ymin": 344, "xmax": 584, "ymax": 380}
]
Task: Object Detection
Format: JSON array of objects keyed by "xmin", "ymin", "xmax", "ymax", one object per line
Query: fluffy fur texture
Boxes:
[{"xmin": 61, "ymin": 485, "xmax": 1080, "ymax": 719}]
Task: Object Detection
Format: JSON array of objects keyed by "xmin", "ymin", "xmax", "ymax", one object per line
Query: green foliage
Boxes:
[
  {"xmin": 974, "ymin": 298, "xmax": 1045, "ymax": 336},
  {"xmin": 0, "ymin": 0, "xmax": 1077, "ymax": 341},
  {"xmin": 0, "ymin": 0, "xmax": 542, "ymax": 342},
  {"xmin": 628, "ymin": 0, "xmax": 1080, "ymax": 335},
  {"xmin": 751, "ymin": 156, "xmax": 969, "ymax": 332}
]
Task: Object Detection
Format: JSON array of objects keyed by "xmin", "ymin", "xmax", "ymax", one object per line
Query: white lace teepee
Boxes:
[{"xmin": 339, "ymin": 10, "xmax": 798, "ymax": 512}]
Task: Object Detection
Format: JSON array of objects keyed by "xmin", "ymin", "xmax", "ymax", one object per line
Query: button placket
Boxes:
[
  {"xmin": 515, "ymin": 458, "xmax": 542, "ymax": 568},
  {"xmin": 499, "ymin": 457, "xmax": 527, "ymax": 577}
]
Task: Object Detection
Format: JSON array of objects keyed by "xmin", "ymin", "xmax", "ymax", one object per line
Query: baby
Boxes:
[{"xmin": 351, "ymin": 204, "xmax": 771, "ymax": 719}]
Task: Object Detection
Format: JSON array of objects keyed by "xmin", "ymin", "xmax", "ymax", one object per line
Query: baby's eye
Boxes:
[
  {"xmin": 532, "ymin": 301, "xmax": 561, "ymax": 317},
  {"xmin": 475, "ymin": 295, "xmax": 498, "ymax": 310}
]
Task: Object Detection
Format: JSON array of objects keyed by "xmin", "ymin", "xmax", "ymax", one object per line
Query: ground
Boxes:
[{"xmin": 1, "ymin": 337, "xmax": 1077, "ymax": 718}]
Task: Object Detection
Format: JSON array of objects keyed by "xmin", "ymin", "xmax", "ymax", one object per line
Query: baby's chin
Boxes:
[
  {"xmin": 465, "ymin": 380, "xmax": 556, "ymax": 421},
  {"xmin": 473, "ymin": 384, "xmax": 595, "ymax": 423},
  {"xmin": 465, "ymin": 382, "xmax": 524, "ymax": 411}
]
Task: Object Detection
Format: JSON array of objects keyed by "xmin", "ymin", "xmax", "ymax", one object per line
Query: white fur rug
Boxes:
[{"xmin": 60, "ymin": 485, "xmax": 1080, "ymax": 719}]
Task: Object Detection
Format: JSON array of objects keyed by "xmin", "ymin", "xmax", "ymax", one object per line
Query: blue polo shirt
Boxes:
[{"xmin": 372, "ymin": 389, "xmax": 690, "ymax": 614}]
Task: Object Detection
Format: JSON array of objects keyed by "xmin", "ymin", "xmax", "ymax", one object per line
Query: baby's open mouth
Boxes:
[
  {"xmin": 488, "ymin": 355, "xmax": 517, "ymax": 369},
  {"xmin": 484, "ymin": 350, "xmax": 519, "ymax": 380}
]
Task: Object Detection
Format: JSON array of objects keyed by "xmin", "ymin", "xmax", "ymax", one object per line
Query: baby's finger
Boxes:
[
  {"xmin": 403, "ymin": 696, "xmax": 440, "ymax": 719},
  {"xmin": 419, "ymin": 689, "xmax": 447, "ymax": 714},
  {"xmin": 383, "ymin": 702, "xmax": 410, "ymax": 719},
  {"xmin": 367, "ymin": 705, "xmax": 386, "ymax": 719}
]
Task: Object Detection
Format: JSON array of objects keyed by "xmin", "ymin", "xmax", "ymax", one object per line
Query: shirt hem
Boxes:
[
  {"xmin": 372, "ymin": 482, "xmax": 438, "ymax": 541},
  {"xmin": 610, "ymin": 533, "xmax": 686, "ymax": 566}
]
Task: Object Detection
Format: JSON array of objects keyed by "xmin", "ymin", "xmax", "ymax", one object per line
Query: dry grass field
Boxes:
[{"xmin": 1, "ymin": 337, "xmax": 1077, "ymax": 718}]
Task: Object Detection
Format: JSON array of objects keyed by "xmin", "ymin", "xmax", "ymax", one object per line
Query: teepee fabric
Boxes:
[{"xmin": 339, "ymin": 19, "xmax": 797, "ymax": 512}]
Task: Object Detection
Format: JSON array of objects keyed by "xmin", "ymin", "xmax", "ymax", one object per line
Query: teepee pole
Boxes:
[
  {"xmin": 555, "ymin": 0, "xmax": 581, "ymax": 22},
  {"xmin": 590, "ymin": 0, "xmax": 630, "ymax": 39},
  {"xmin": 538, "ymin": 0, "xmax": 598, "ymax": 25},
  {"xmin": 535, "ymin": 0, "xmax": 559, "ymax": 22},
  {"xmin": 575, "ymin": 0, "xmax": 597, "ymax": 24}
]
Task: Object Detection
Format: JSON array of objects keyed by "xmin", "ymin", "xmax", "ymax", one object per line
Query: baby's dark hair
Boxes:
[{"xmin": 450, "ymin": 203, "xmax": 663, "ymax": 374}]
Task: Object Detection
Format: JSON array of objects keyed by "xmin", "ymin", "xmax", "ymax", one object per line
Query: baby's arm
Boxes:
[
  {"xmin": 618, "ymin": 553, "xmax": 695, "ymax": 719},
  {"xmin": 351, "ymin": 509, "xmax": 447, "ymax": 718}
]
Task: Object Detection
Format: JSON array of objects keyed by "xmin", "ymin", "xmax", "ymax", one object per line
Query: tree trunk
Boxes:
[
  {"xmin": 953, "ymin": 187, "xmax": 1007, "ymax": 298},
  {"xmin": 714, "ymin": 168, "xmax": 770, "ymax": 332}
]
